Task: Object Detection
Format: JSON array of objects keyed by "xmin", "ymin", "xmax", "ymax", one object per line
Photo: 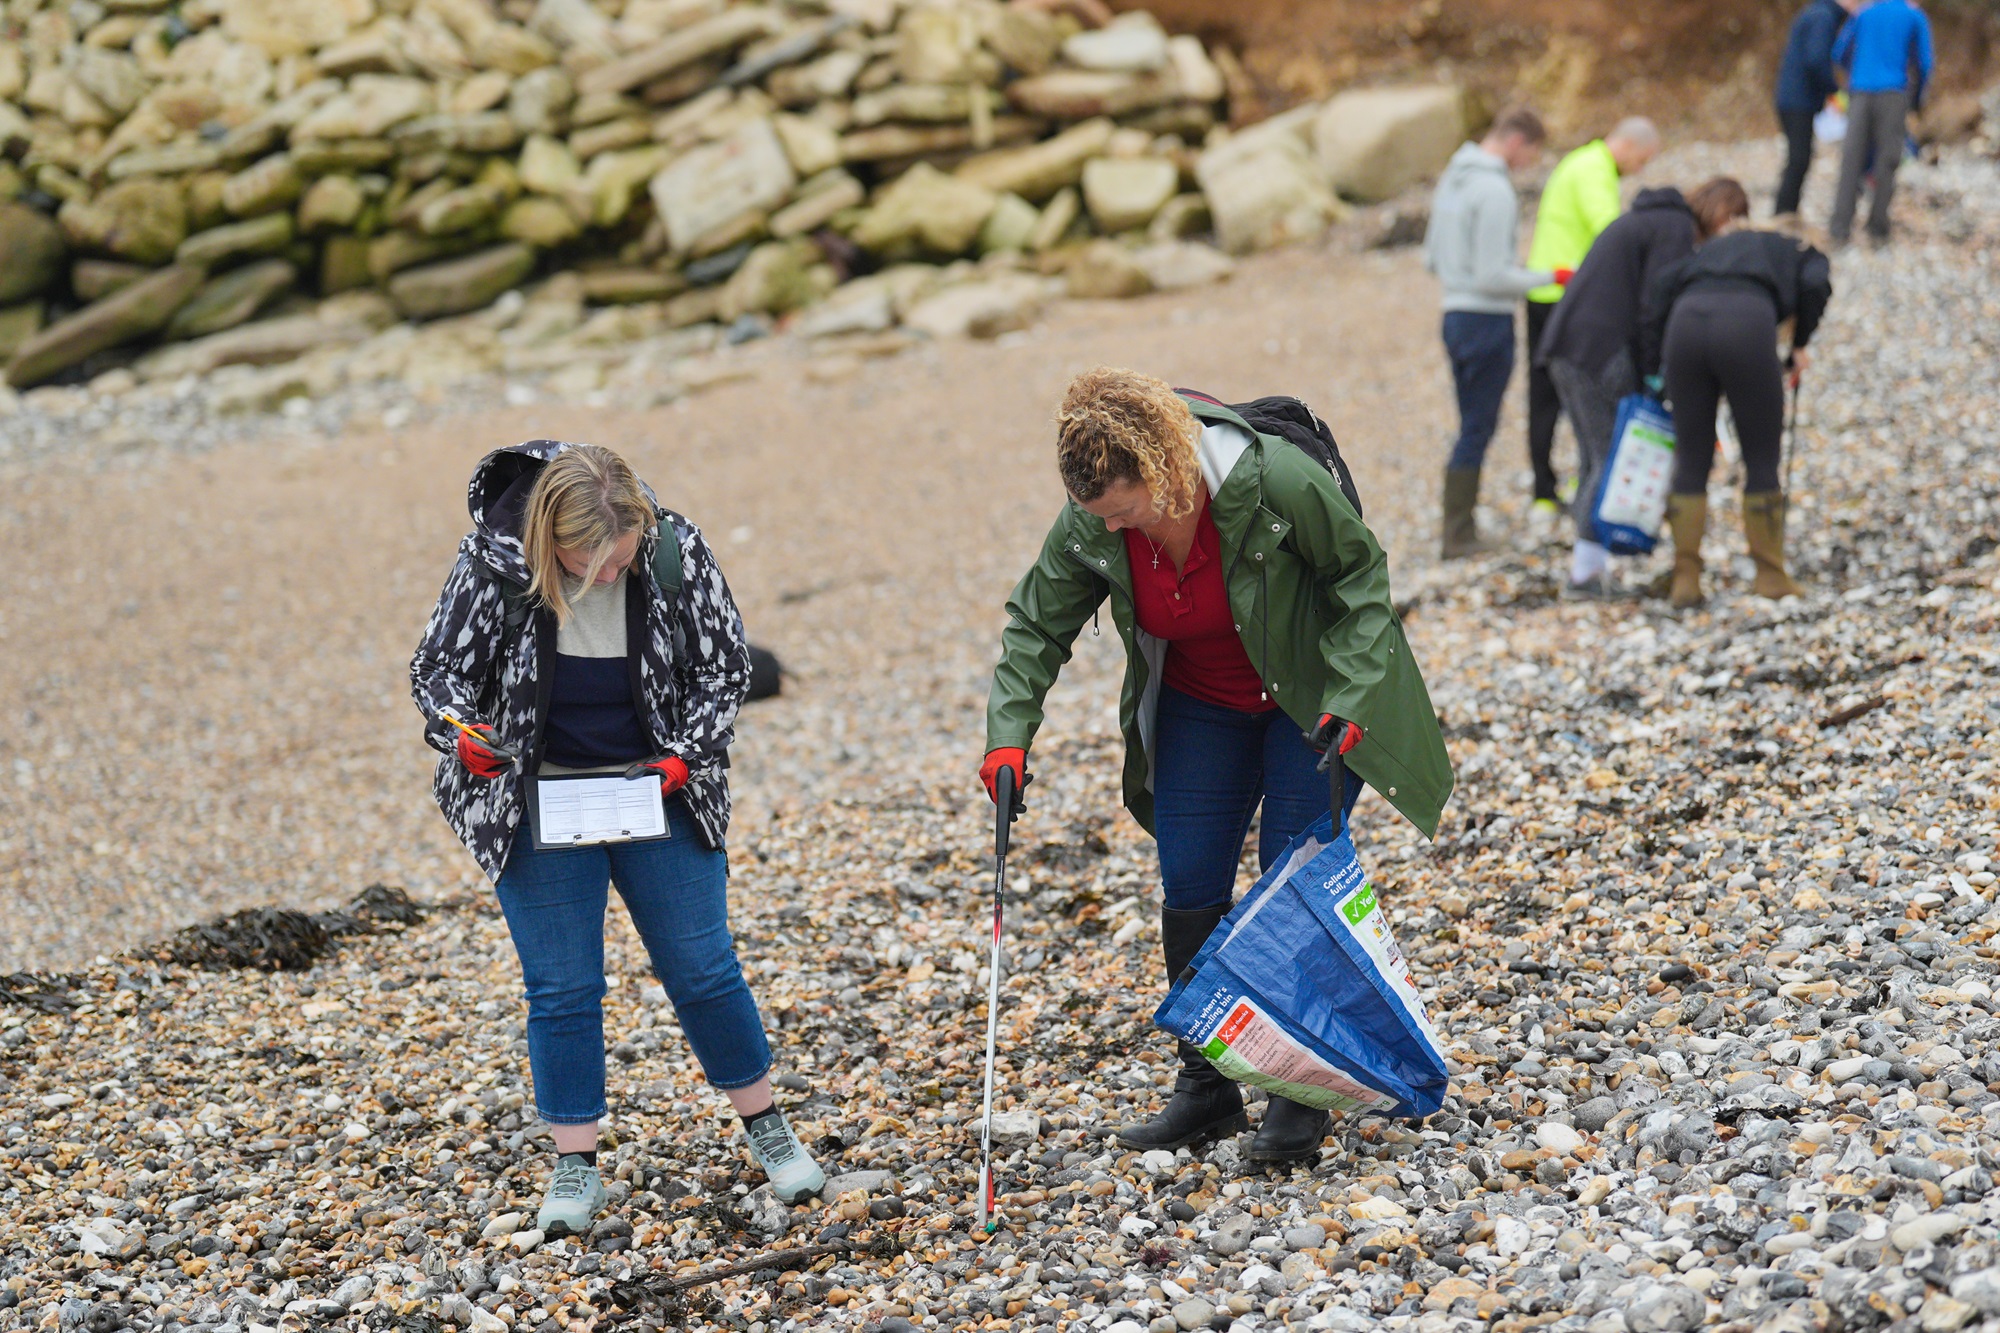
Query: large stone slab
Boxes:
[
  {"xmin": 647, "ymin": 118, "xmax": 797, "ymax": 254},
  {"xmin": 851, "ymin": 163, "xmax": 997, "ymax": 257},
  {"xmin": 0, "ymin": 202, "xmax": 66, "ymax": 304},
  {"xmin": 1314, "ymin": 85, "xmax": 1465, "ymax": 203},
  {"xmin": 222, "ymin": 154, "xmax": 306, "ymax": 218},
  {"xmin": 1006, "ymin": 70, "xmax": 1180, "ymax": 120},
  {"xmin": 1197, "ymin": 132, "xmax": 1347, "ymax": 255},
  {"xmin": 838, "ymin": 117, "xmax": 1042, "ymax": 164},
  {"xmin": 500, "ymin": 196, "xmax": 582, "ymax": 248},
  {"xmin": 388, "ymin": 243, "xmax": 537, "ymax": 319},
  {"xmin": 221, "ymin": 0, "xmax": 370, "ymax": 58},
  {"xmin": 1081, "ymin": 157, "xmax": 1178, "ymax": 234},
  {"xmin": 58, "ymin": 179, "xmax": 187, "ymax": 265},
  {"xmin": 135, "ymin": 295, "xmax": 395, "ymax": 380},
  {"xmin": 298, "ymin": 175, "xmax": 368, "ymax": 233},
  {"xmin": 176, "ymin": 212, "xmax": 294, "ymax": 267},
  {"xmin": 1064, "ymin": 239, "xmax": 1152, "ymax": 299},
  {"xmin": 6, "ymin": 264, "xmax": 205, "ymax": 388},
  {"xmin": 0, "ymin": 302, "xmax": 43, "ymax": 361},
  {"xmin": 576, "ymin": 7, "xmax": 776, "ymax": 96},
  {"xmin": 954, "ymin": 117, "xmax": 1115, "ymax": 203},
  {"xmin": 1060, "ymin": 12, "xmax": 1169, "ymax": 73},
  {"xmin": 293, "ymin": 76, "xmax": 436, "ymax": 141},
  {"xmin": 164, "ymin": 259, "xmax": 297, "ymax": 340},
  {"xmin": 902, "ymin": 273, "xmax": 1047, "ymax": 340}
]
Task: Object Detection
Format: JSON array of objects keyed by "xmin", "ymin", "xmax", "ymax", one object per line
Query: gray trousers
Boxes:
[
  {"xmin": 1830, "ymin": 89, "xmax": 1910, "ymax": 243},
  {"xmin": 1549, "ymin": 351, "xmax": 1637, "ymax": 542}
]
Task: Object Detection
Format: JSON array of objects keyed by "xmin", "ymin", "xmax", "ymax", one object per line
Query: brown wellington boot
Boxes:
[
  {"xmin": 1665, "ymin": 493, "xmax": 1708, "ymax": 609},
  {"xmin": 1742, "ymin": 491, "xmax": 1805, "ymax": 599}
]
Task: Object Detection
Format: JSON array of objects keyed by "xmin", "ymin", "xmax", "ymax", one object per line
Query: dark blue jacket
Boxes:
[{"xmin": 1776, "ymin": 0, "xmax": 1849, "ymax": 112}]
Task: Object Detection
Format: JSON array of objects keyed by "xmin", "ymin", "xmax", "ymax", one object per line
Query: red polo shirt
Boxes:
[{"xmin": 1123, "ymin": 499, "xmax": 1276, "ymax": 713}]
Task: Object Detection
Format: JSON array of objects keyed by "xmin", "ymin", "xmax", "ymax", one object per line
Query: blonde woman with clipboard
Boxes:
[{"xmin": 411, "ymin": 441, "xmax": 823, "ymax": 1237}]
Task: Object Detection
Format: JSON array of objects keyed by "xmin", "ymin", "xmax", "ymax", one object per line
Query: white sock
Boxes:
[{"xmin": 1570, "ymin": 540, "xmax": 1610, "ymax": 585}]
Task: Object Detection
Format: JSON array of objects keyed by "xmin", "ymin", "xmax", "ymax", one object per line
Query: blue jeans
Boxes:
[
  {"xmin": 1153, "ymin": 687, "xmax": 1365, "ymax": 912},
  {"xmin": 495, "ymin": 798, "xmax": 771, "ymax": 1123},
  {"xmin": 1443, "ymin": 310, "xmax": 1516, "ymax": 471}
]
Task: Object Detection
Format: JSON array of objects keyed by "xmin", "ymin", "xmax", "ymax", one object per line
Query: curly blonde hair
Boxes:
[{"xmin": 1055, "ymin": 367, "xmax": 1201, "ymax": 520}]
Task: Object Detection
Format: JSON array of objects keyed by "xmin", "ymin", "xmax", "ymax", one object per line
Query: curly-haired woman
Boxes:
[
  {"xmin": 411, "ymin": 441, "xmax": 824, "ymax": 1236},
  {"xmin": 982, "ymin": 369, "xmax": 1454, "ymax": 1160}
]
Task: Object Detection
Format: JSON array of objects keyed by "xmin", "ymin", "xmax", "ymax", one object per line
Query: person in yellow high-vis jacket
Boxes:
[{"xmin": 1524, "ymin": 118, "xmax": 1661, "ymax": 517}]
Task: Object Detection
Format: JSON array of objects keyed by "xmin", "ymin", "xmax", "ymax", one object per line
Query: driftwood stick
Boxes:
[
  {"xmin": 662, "ymin": 1241, "xmax": 852, "ymax": 1293},
  {"xmin": 1819, "ymin": 695, "xmax": 1888, "ymax": 729}
]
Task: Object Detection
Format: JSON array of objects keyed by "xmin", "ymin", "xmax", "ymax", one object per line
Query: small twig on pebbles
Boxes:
[
  {"xmin": 1818, "ymin": 694, "xmax": 1889, "ymax": 729},
  {"xmin": 645, "ymin": 1241, "xmax": 853, "ymax": 1295}
]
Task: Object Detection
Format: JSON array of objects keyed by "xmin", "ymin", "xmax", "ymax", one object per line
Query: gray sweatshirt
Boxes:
[{"xmin": 1423, "ymin": 142, "xmax": 1553, "ymax": 315}]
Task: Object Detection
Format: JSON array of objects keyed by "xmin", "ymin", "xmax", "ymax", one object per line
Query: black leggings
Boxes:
[{"xmin": 1663, "ymin": 288, "xmax": 1786, "ymax": 496}]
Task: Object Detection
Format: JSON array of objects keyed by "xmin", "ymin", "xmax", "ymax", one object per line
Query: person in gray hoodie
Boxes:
[{"xmin": 1423, "ymin": 106, "xmax": 1555, "ymax": 558}]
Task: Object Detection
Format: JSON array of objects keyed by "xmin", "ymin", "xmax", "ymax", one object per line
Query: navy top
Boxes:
[
  {"xmin": 543, "ymin": 655, "xmax": 651, "ymax": 767},
  {"xmin": 1776, "ymin": 0, "xmax": 1849, "ymax": 113}
]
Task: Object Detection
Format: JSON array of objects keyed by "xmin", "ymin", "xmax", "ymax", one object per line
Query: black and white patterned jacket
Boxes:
[{"xmin": 410, "ymin": 440, "xmax": 751, "ymax": 880}]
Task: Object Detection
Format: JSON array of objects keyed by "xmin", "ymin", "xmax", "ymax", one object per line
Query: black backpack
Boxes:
[{"xmin": 1178, "ymin": 389, "xmax": 1364, "ymax": 519}]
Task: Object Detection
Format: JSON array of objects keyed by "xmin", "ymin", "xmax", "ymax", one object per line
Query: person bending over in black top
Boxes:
[
  {"xmin": 1640, "ymin": 221, "xmax": 1833, "ymax": 609},
  {"xmin": 1537, "ymin": 177, "xmax": 1750, "ymax": 599}
]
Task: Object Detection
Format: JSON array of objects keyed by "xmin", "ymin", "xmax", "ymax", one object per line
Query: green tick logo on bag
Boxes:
[{"xmin": 1341, "ymin": 884, "xmax": 1377, "ymax": 926}]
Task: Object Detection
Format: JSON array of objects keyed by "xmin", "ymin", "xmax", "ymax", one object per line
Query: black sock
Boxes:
[
  {"xmin": 740, "ymin": 1104, "xmax": 778, "ymax": 1130},
  {"xmin": 558, "ymin": 1149, "xmax": 598, "ymax": 1166}
]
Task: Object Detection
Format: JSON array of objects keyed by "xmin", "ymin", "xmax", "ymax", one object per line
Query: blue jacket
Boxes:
[
  {"xmin": 1776, "ymin": 0, "xmax": 1849, "ymax": 112},
  {"xmin": 1834, "ymin": 0, "xmax": 1935, "ymax": 101}
]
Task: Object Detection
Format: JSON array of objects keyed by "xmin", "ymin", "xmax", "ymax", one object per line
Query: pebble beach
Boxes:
[{"xmin": 3, "ymin": 137, "xmax": 2000, "ymax": 1333}]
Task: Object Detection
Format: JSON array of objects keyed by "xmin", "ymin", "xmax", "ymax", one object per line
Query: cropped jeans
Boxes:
[
  {"xmin": 1152, "ymin": 686, "xmax": 1365, "ymax": 912},
  {"xmin": 495, "ymin": 797, "xmax": 771, "ymax": 1124}
]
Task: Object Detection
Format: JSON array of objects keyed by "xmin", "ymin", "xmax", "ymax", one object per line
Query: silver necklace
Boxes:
[{"xmin": 1142, "ymin": 532, "xmax": 1163, "ymax": 570}]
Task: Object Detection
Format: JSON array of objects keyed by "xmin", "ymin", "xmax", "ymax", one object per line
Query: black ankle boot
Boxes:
[
  {"xmin": 1117, "ymin": 1063, "xmax": 1248, "ymax": 1151},
  {"xmin": 1116, "ymin": 904, "xmax": 1249, "ymax": 1152},
  {"xmin": 1248, "ymin": 1094, "xmax": 1332, "ymax": 1163}
]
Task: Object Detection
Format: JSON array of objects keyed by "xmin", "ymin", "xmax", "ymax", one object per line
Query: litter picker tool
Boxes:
[
  {"xmin": 976, "ymin": 762, "xmax": 1025, "ymax": 1235},
  {"xmin": 1784, "ymin": 375, "xmax": 1801, "ymax": 496}
]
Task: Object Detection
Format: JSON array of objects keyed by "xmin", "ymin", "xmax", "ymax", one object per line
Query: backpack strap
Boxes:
[{"xmin": 652, "ymin": 512, "xmax": 688, "ymax": 662}]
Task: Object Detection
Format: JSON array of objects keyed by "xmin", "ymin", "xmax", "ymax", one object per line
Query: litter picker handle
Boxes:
[{"xmin": 994, "ymin": 764, "xmax": 1018, "ymax": 862}]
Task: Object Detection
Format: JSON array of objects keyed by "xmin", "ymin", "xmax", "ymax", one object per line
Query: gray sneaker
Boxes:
[
  {"xmin": 745, "ymin": 1110, "xmax": 825, "ymax": 1205},
  {"xmin": 536, "ymin": 1154, "xmax": 608, "ymax": 1238}
]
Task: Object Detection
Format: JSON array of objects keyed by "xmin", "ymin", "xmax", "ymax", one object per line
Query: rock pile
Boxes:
[{"xmin": 0, "ymin": 0, "xmax": 1471, "ymax": 391}]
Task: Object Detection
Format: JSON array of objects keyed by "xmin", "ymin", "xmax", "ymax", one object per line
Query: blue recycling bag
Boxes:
[
  {"xmin": 1588, "ymin": 394, "xmax": 1677, "ymax": 556},
  {"xmin": 1154, "ymin": 812, "xmax": 1448, "ymax": 1119}
]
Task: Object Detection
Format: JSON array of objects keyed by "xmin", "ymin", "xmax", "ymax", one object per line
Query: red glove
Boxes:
[
  {"xmin": 980, "ymin": 748, "xmax": 1027, "ymax": 805},
  {"xmin": 456, "ymin": 727, "xmax": 504, "ymax": 780},
  {"xmin": 636, "ymin": 755, "xmax": 690, "ymax": 796},
  {"xmin": 1311, "ymin": 714, "xmax": 1363, "ymax": 756},
  {"xmin": 1552, "ymin": 268, "xmax": 1574, "ymax": 287}
]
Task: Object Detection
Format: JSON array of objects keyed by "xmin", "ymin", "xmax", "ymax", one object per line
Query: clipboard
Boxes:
[{"xmin": 526, "ymin": 773, "xmax": 670, "ymax": 850}]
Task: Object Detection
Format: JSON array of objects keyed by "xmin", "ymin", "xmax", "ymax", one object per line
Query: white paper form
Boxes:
[{"xmin": 533, "ymin": 776, "xmax": 667, "ymax": 846}]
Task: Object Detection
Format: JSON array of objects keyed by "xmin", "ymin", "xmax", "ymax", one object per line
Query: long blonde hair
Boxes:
[
  {"xmin": 1055, "ymin": 367, "xmax": 1201, "ymax": 521},
  {"xmin": 521, "ymin": 444, "xmax": 656, "ymax": 625}
]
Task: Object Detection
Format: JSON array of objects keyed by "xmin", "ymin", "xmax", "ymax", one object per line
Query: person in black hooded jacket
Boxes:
[
  {"xmin": 1538, "ymin": 178, "xmax": 1751, "ymax": 597},
  {"xmin": 1640, "ymin": 222, "xmax": 1833, "ymax": 608}
]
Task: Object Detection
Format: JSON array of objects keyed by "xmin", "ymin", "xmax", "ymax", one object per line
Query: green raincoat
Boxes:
[{"xmin": 986, "ymin": 397, "xmax": 1455, "ymax": 839}]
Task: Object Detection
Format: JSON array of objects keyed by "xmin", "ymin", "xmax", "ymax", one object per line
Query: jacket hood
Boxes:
[
  {"xmin": 1442, "ymin": 142, "xmax": 1505, "ymax": 182},
  {"xmin": 462, "ymin": 439, "xmax": 661, "ymax": 586},
  {"xmin": 1630, "ymin": 186, "xmax": 1692, "ymax": 215}
]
